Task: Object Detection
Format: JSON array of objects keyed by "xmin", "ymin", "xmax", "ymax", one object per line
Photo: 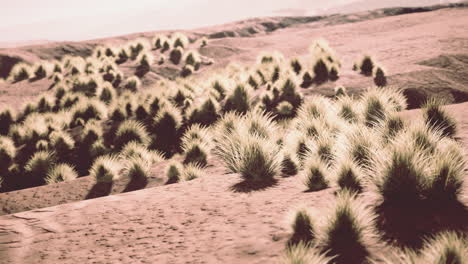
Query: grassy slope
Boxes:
[{"xmin": 0, "ymin": 5, "xmax": 468, "ymax": 264}]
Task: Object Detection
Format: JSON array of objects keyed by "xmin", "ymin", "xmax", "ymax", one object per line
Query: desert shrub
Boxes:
[
  {"xmin": 420, "ymin": 232, "xmax": 468, "ymax": 264},
  {"xmin": 334, "ymin": 86, "xmax": 347, "ymax": 97},
  {"xmin": 45, "ymin": 163, "xmax": 78, "ymax": 184},
  {"xmin": 281, "ymin": 152, "xmax": 299, "ymax": 176},
  {"xmin": 212, "ymin": 80, "xmax": 226, "ymax": 100},
  {"xmin": 116, "ymin": 47, "xmax": 129, "ymax": 64},
  {"xmin": 200, "ymin": 37, "xmax": 208, "ymax": 47},
  {"xmin": 53, "ymin": 62, "xmax": 63, "ymax": 73},
  {"xmin": 182, "ymin": 142, "xmax": 209, "ymax": 167},
  {"xmin": 172, "ymin": 32, "xmax": 189, "ymax": 48},
  {"xmin": 288, "ymin": 208, "xmax": 316, "ymax": 246},
  {"xmin": 71, "ymin": 76, "xmax": 100, "ymax": 96},
  {"xmin": 314, "ymin": 134, "xmax": 336, "ymax": 165},
  {"xmin": 25, "ymin": 151, "xmax": 56, "ymax": 187},
  {"xmin": 150, "ymin": 104, "xmax": 183, "ymax": 157},
  {"xmin": 129, "ymin": 39, "xmax": 149, "ymax": 60},
  {"xmin": 9, "ymin": 63, "xmax": 32, "ymax": 82},
  {"xmin": 318, "ymin": 191, "xmax": 373, "ymax": 264},
  {"xmin": 169, "ymin": 47, "xmax": 183, "ymax": 65},
  {"xmin": 359, "ymin": 55, "xmax": 374, "ymax": 76},
  {"xmin": 362, "ymin": 93, "xmax": 389, "ymax": 127},
  {"xmin": 98, "ymin": 83, "xmax": 117, "ymax": 105},
  {"xmin": 180, "ymin": 65, "xmax": 194, "ymax": 77},
  {"xmin": 181, "ymin": 124, "xmax": 211, "ymax": 149},
  {"xmin": 335, "ymin": 158, "xmax": 365, "ymax": 193},
  {"xmin": 223, "ymin": 85, "xmax": 251, "ymax": 114},
  {"xmin": 215, "ymin": 112, "xmax": 281, "ymax": 182},
  {"xmin": 158, "ymin": 55, "xmax": 165, "ymax": 65},
  {"xmin": 184, "ymin": 51, "xmax": 200, "ymax": 67},
  {"xmin": 277, "ymin": 78, "xmax": 303, "ymax": 112},
  {"xmin": 161, "ymin": 39, "xmax": 172, "ymax": 53},
  {"xmin": 70, "ymin": 99, "xmax": 108, "ymax": 127},
  {"xmin": 49, "ymin": 130, "xmax": 75, "ymax": 162},
  {"xmin": 378, "ymin": 114, "xmax": 405, "ymax": 143},
  {"xmin": 276, "ymin": 101, "xmax": 295, "ymax": 119},
  {"xmin": 119, "ymin": 141, "xmax": 163, "ymax": 164},
  {"xmin": 280, "ymin": 243, "xmax": 334, "ymax": 264},
  {"xmin": 373, "ymin": 66, "xmax": 387, "ymax": 86},
  {"xmin": 123, "ymin": 76, "xmax": 141, "ymax": 92},
  {"xmin": 123, "ymin": 157, "xmax": 151, "ymax": 181},
  {"xmin": 32, "ymin": 62, "xmax": 51, "ymax": 80},
  {"xmin": 0, "ymin": 136, "xmax": 16, "ymax": 171},
  {"xmin": 153, "ymin": 35, "xmax": 166, "ymax": 49},
  {"xmin": 422, "ymin": 98, "xmax": 457, "ymax": 138},
  {"xmin": 136, "ymin": 52, "xmax": 153, "ymax": 77},
  {"xmin": 428, "ymin": 139, "xmax": 465, "ymax": 203},
  {"xmin": 182, "ymin": 163, "xmax": 204, "ymax": 181},
  {"xmin": 114, "ymin": 120, "xmax": 150, "ymax": 151},
  {"xmin": 335, "ymin": 124, "xmax": 378, "ymax": 168},
  {"xmin": 329, "ymin": 65, "xmax": 339, "ymax": 81},
  {"xmin": 187, "ymin": 97, "xmax": 219, "ymax": 126},
  {"xmin": 302, "ymin": 157, "xmax": 329, "ymax": 191},
  {"xmin": 36, "ymin": 95, "xmax": 54, "ymax": 113},
  {"xmin": 89, "ymin": 155, "xmax": 122, "ymax": 183},
  {"xmin": 372, "ymin": 141, "xmax": 431, "ymax": 207},
  {"xmin": 313, "ymin": 58, "xmax": 329, "ymax": 84},
  {"xmin": 0, "ymin": 107, "xmax": 15, "ymax": 135},
  {"xmin": 290, "ymin": 58, "xmax": 302, "ymax": 75},
  {"xmin": 301, "ymin": 71, "xmax": 313, "ymax": 88},
  {"xmin": 166, "ymin": 161, "xmax": 183, "ymax": 184}
]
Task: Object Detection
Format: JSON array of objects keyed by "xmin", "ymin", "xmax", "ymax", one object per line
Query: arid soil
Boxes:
[{"xmin": 1, "ymin": 5, "xmax": 468, "ymax": 264}]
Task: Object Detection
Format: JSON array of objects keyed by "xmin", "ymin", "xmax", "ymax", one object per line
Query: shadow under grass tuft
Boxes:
[
  {"xmin": 85, "ymin": 182, "xmax": 113, "ymax": 200},
  {"xmin": 230, "ymin": 178, "xmax": 278, "ymax": 193},
  {"xmin": 375, "ymin": 199, "xmax": 468, "ymax": 249},
  {"xmin": 122, "ymin": 177, "xmax": 148, "ymax": 193}
]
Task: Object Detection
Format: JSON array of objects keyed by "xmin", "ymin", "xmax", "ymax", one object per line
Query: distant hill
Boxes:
[{"xmin": 324, "ymin": 0, "xmax": 464, "ymax": 14}]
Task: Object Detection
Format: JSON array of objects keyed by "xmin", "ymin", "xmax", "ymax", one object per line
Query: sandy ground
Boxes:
[{"xmin": 0, "ymin": 6, "xmax": 468, "ymax": 264}]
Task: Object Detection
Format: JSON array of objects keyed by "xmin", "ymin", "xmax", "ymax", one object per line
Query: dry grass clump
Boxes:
[
  {"xmin": 215, "ymin": 111, "xmax": 281, "ymax": 182},
  {"xmin": 25, "ymin": 151, "xmax": 57, "ymax": 187},
  {"xmin": 422, "ymin": 98, "xmax": 457, "ymax": 138},
  {"xmin": 150, "ymin": 103, "xmax": 183, "ymax": 157},
  {"xmin": 169, "ymin": 47, "xmax": 184, "ymax": 65},
  {"xmin": 166, "ymin": 161, "xmax": 183, "ymax": 184},
  {"xmin": 280, "ymin": 243, "xmax": 334, "ymax": 264},
  {"xmin": 129, "ymin": 39, "xmax": 150, "ymax": 60},
  {"xmin": 123, "ymin": 76, "xmax": 141, "ymax": 91},
  {"xmin": 356, "ymin": 55, "xmax": 375, "ymax": 76},
  {"xmin": 89, "ymin": 155, "xmax": 122, "ymax": 183},
  {"xmin": 373, "ymin": 65, "xmax": 387, "ymax": 87},
  {"xmin": 184, "ymin": 50, "xmax": 201, "ymax": 69},
  {"xmin": 0, "ymin": 136, "xmax": 16, "ymax": 170},
  {"xmin": 181, "ymin": 65, "xmax": 194, "ymax": 77},
  {"xmin": 288, "ymin": 208, "xmax": 316, "ymax": 247},
  {"xmin": 181, "ymin": 163, "xmax": 205, "ymax": 181},
  {"xmin": 32, "ymin": 61, "xmax": 52, "ymax": 80},
  {"xmin": 171, "ymin": 32, "xmax": 189, "ymax": 49},
  {"xmin": 223, "ymin": 84, "xmax": 252, "ymax": 114},
  {"xmin": 135, "ymin": 52, "xmax": 153, "ymax": 77},
  {"xmin": 0, "ymin": 107, "xmax": 15, "ymax": 135},
  {"xmin": 302, "ymin": 157, "xmax": 329, "ymax": 191},
  {"xmin": 187, "ymin": 97, "xmax": 220, "ymax": 126},
  {"xmin": 123, "ymin": 156, "xmax": 151, "ymax": 182},
  {"xmin": 114, "ymin": 120, "xmax": 150, "ymax": 150},
  {"xmin": 334, "ymin": 157, "xmax": 365, "ymax": 193},
  {"xmin": 9, "ymin": 63, "xmax": 32, "ymax": 82},
  {"xmin": 317, "ymin": 191, "xmax": 375, "ymax": 264},
  {"xmin": 45, "ymin": 163, "xmax": 78, "ymax": 184},
  {"xmin": 182, "ymin": 141, "xmax": 209, "ymax": 167},
  {"xmin": 70, "ymin": 99, "xmax": 108, "ymax": 127}
]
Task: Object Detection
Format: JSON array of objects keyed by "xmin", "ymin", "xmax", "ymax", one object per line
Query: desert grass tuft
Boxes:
[
  {"xmin": 169, "ymin": 47, "xmax": 183, "ymax": 65},
  {"xmin": 0, "ymin": 136, "xmax": 16, "ymax": 170},
  {"xmin": 335, "ymin": 157, "xmax": 365, "ymax": 193},
  {"xmin": 302, "ymin": 157, "xmax": 329, "ymax": 191},
  {"xmin": 420, "ymin": 232, "xmax": 467, "ymax": 264},
  {"xmin": 182, "ymin": 141, "xmax": 209, "ymax": 167},
  {"xmin": 223, "ymin": 85, "xmax": 251, "ymax": 114},
  {"xmin": 373, "ymin": 66, "xmax": 387, "ymax": 87},
  {"xmin": 182, "ymin": 163, "xmax": 205, "ymax": 181},
  {"xmin": 123, "ymin": 76, "xmax": 141, "ymax": 92},
  {"xmin": 45, "ymin": 163, "xmax": 78, "ymax": 184},
  {"xmin": 359, "ymin": 55, "xmax": 375, "ymax": 76},
  {"xmin": 25, "ymin": 151, "xmax": 56, "ymax": 187},
  {"xmin": 89, "ymin": 155, "xmax": 122, "ymax": 183},
  {"xmin": 422, "ymin": 98, "xmax": 457, "ymax": 138},
  {"xmin": 166, "ymin": 161, "xmax": 183, "ymax": 184},
  {"xmin": 0, "ymin": 107, "xmax": 16, "ymax": 135},
  {"xmin": 9, "ymin": 63, "xmax": 32, "ymax": 82},
  {"xmin": 114, "ymin": 120, "xmax": 150, "ymax": 151},
  {"xmin": 280, "ymin": 242, "xmax": 334, "ymax": 264},
  {"xmin": 318, "ymin": 191, "xmax": 374, "ymax": 264},
  {"xmin": 288, "ymin": 208, "xmax": 316, "ymax": 247}
]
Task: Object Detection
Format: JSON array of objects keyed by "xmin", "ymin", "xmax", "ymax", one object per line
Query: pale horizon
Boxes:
[{"xmin": 0, "ymin": 0, "xmax": 460, "ymax": 44}]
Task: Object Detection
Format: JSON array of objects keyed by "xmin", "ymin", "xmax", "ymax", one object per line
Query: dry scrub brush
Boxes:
[{"xmin": 214, "ymin": 111, "xmax": 282, "ymax": 182}]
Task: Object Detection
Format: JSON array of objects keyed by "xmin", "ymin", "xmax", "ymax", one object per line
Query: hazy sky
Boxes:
[{"xmin": 0, "ymin": 0, "xmax": 358, "ymax": 43}]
